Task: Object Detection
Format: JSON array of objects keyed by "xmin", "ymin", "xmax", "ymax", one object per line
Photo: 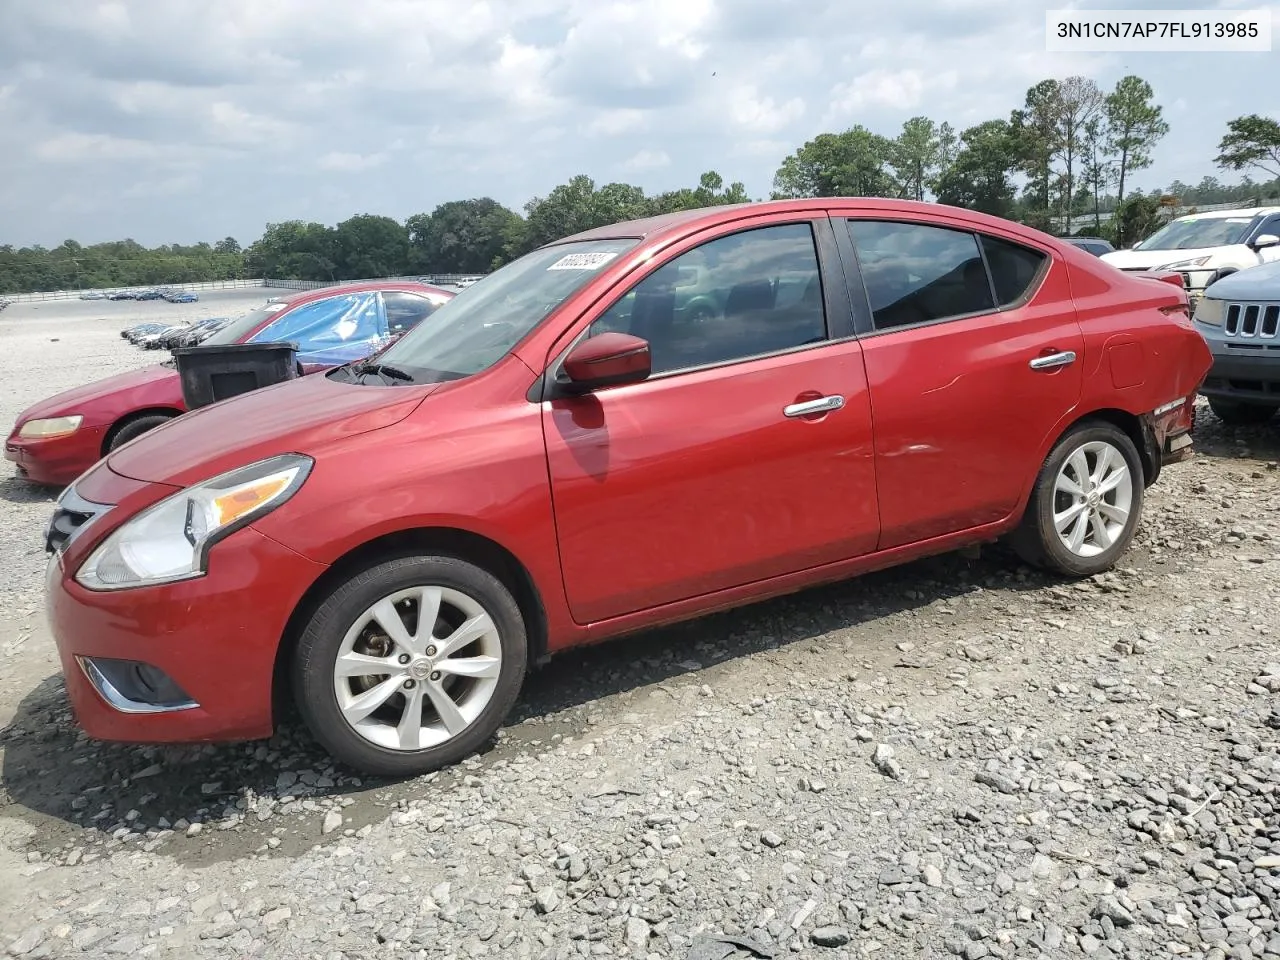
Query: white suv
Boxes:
[{"xmin": 1101, "ymin": 206, "xmax": 1280, "ymax": 303}]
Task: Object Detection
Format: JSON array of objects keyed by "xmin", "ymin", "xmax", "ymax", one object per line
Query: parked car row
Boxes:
[
  {"xmin": 82, "ymin": 288, "xmax": 201, "ymax": 302},
  {"xmin": 7, "ymin": 280, "xmax": 454, "ymax": 486},
  {"xmin": 12, "ymin": 198, "xmax": 1217, "ymax": 778},
  {"xmin": 121, "ymin": 316, "xmax": 232, "ymax": 350}
]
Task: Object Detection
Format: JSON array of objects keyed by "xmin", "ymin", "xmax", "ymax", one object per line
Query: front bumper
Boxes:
[
  {"xmin": 5, "ymin": 427, "xmax": 107, "ymax": 487},
  {"xmin": 1200, "ymin": 350, "xmax": 1280, "ymax": 404},
  {"xmin": 47, "ymin": 525, "xmax": 327, "ymax": 743}
]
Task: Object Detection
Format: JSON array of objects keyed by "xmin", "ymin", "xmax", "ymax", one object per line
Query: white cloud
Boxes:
[
  {"xmin": 728, "ymin": 86, "xmax": 806, "ymax": 135},
  {"xmin": 826, "ymin": 69, "xmax": 928, "ymax": 119},
  {"xmin": 317, "ymin": 152, "xmax": 389, "ymax": 172},
  {"xmin": 622, "ymin": 149, "xmax": 671, "ymax": 171}
]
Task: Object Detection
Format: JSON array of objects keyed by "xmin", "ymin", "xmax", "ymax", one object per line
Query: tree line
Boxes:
[{"xmin": 3, "ymin": 76, "xmax": 1279, "ymax": 295}]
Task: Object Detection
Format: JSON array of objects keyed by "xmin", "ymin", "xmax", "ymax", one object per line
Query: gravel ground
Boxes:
[{"xmin": 1, "ymin": 297, "xmax": 1278, "ymax": 960}]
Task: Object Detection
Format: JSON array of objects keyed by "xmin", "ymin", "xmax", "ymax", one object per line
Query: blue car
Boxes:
[{"xmin": 163, "ymin": 291, "xmax": 200, "ymax": 303}]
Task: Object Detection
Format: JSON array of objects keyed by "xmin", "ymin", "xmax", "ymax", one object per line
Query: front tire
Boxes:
[
  {"xmin": 1207, "ymin": 398, "xmax": 1278, "ymax": 425},
  {"xmin": 292, "ymin": 555, "xmax": 527, "ymax": 777},
  {"xmin": 107, "ymin": 413, "xmax": 174, "ymax": 451},
  {"xmin": 1009, "ymin": 421, "xmax": 1144, "ymax": 577}
]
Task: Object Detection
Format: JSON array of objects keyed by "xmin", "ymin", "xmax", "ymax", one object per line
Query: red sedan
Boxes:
[
  {"xmin": 6, "ymin": 280, "xmax": 453, "ymax": 486},
  {"xmin": 43, "ymin": 199, "xmax": 1210, "ymax": 776}
]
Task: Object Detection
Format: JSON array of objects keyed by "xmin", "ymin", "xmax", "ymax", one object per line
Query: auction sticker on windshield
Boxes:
[{"xmin": 547, "ymin": 252, "xmax": 619, "ymax": 271}]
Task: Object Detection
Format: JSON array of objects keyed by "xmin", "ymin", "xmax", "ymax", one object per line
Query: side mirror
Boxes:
[
  {"xmin": 1250, "ymin": 233, "xmax": 1280, "ymax": 251},
  {"xmin": 561, "ymin": 332, "xmax": 651, "ymax": 393}
]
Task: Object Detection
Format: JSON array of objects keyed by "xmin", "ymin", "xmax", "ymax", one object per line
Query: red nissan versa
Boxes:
[
  {"xmin": 6, "ymin": 280, "xmax": 453, "ymax": 486},
  {"xmin": 44, "ymin": 199, "xmax": 1211, "ymax": 776}
]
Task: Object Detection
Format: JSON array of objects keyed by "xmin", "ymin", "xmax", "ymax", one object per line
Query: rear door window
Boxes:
[{"xmin": 846, "ymin": 221, "xmax": 995, "ymax": 330}]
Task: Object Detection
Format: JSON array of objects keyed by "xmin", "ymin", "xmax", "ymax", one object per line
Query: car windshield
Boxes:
[
  {"xmin": 1135, "ymin": 215, "xmax": 1260, "ymax": 251},
  {"xmin": 373, "ymin": 238, "xmax": 639, "ymax": 382},
  {"xmin": 201, "ymin": 302, "xmax": 292, "ymax": 345}
]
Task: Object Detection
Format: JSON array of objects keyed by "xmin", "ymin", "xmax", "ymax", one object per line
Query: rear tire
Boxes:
[
  {"xmin": 1207, "ymin": 398, "xmax": 1277, "ymax": 425},
  {"xmin": 107, "ymin": 414, "xmax": 174, "ymax": 452},
  {"xmin": 292, "ymin": 555, "xmax": 527, "ymax": 778},
  {"xmin": 1009, "ymin": 421, "xmax": 1144, "ymax": 577}
]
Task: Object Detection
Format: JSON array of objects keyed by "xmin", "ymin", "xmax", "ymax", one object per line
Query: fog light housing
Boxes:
[{"xmin": 78, "ymin": 656, "xmax": 198, "ymax": 713}]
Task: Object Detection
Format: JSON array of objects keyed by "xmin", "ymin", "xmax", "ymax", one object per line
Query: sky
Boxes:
[{"xmin": 0, "ymin": 0, "xmax": 1276, "ymax": 248}]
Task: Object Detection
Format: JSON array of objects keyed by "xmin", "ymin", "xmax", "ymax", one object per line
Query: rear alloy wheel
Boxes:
[
  {"xmin": 1010, "ymin": 421, "xmax": 1144, "ymax": 577},
  {"xmin": 292, "ymin": 555, "xmax": 527, "ymax": 777},
  {"xmin": 1207, "ymin": 398, "xmax": 1278, "ymax": 426}
]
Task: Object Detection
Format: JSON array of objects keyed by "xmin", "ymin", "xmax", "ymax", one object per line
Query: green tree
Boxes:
[
  {"xmin": 1216, "ymin": 114, "xmax": 1280, "ymax": 180},
  {"xmin": 521, "ymin": 175, "xmax": 654, "ymax": 251},
  {"xmin": 1114, "ymin": 194, "xmax": 1164, "ymax": 245},
  {"xmin": 649, "ymin": 170, "xmax": 750, "ymax": 213},
  {"xmin": 1080, "ymin": 115, "xmax": 1112, "ymax": 234},
  {"xmin": 890, "ymin": 117, "xmax": 955, "ymax": 202},
  {"xmin": 1056, "ymin": 76, "xmax": 1104, "ymax": 224},
  {"xmin": 214, "ymin": 237, "xmax": 241, "ymax": 255},
  {"xmin": 243, "ymin": 221, "xmax": 338, "ymax": 280},
  {"xmin": 934, "ymin": 120, "xmax": 1019, "ymax": 218},
  {"xmin": 772, "ymin": 126, "xmax": 895, "ymax": 198},
  {"xmin": 1104, "ymin": 76, "xmax": 1168, "ymax": 235},
  {"xmin": 1011, "ymin": 80, "xmax": 1062, "ymax": 230},
  {"xmin": 331, "ymin": 214, "xmax": 410, "ymax": 279},
  {"xmin": 521, "ymin": 175, "xmax": 603, "ymax": 251},
  {"xmin": 407, "ymin": 198, "xmax": 523, "ymax": 273}
]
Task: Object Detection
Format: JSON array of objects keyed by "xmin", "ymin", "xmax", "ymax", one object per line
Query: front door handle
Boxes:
[
  {"xmin": 1029, "ymin": 350, "xmax": 1077, "ymax": 370},
  {"xmin": 784, "ymin": 395, "xmax": 845, "ymax": 418}
]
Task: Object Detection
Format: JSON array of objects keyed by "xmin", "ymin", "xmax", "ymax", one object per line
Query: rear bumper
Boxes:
[
  {"xmin": 1200, "ymin": 351, "xmax": 1280, "ymax": 404},
  {"xmin": 1140, "ymin": 393, "xmax": 1199, "ymax": 479},
  {"xmin": 5, "ymin": 429, "xmax": 106, "ymax": 487}
]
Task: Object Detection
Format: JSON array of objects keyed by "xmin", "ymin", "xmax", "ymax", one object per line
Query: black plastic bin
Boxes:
[{"xmin": 173, "ymin": 341, "xmax": 300, "ymax": 409}]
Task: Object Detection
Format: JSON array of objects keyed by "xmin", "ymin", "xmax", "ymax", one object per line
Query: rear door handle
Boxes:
[
  {"xmin": 784, "ymin": 395, "xmax": 845, "ymax": 418},
  {"xmin": 1029, "ymin": 350, "xmax": 1077, "ymax": 370}
]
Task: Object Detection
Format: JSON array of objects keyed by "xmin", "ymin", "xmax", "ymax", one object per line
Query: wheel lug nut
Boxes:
[
  {"xmin": 403, "ymin": 679, "xmax": 416, "ymax": 689},
  {"xmin": 398, "ymin": 654, "xmax": 411, "ymax": 664},
  {"xmin": 430, "ymin": 671, "xmax": 441, "ymax": 682},
  {"xmin": 426, "ymin": 645, "xmax": 437, "ymax": 656}
]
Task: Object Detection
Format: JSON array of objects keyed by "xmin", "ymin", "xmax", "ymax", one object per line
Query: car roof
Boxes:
[
  {"xmin": 555, "ymin": 198, "xmax": 1066, "ymax": 249},
  {"xmin": 278, "ymin": 279, "xmax": 452, "ymax": 307},
  {"xmin": 1171, "ymin": 206, "xmax": 1280, "ymax": 221}
]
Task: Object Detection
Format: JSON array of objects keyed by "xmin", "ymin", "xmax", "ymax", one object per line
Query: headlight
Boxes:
[
  {"xmin": 1157, "ymin": 256, "xmax": 1210, "ymax": 271},
  {"xmin": 1193, "ymin": 298, "xmax": 1225, "ymax": 326},
  {"xmin": 75, "ymin": 454, "xmax": 312, "ymax": 591},
  {"xmin": 19, "ymin": 415, "xmax": 83, "ymax": 439}
]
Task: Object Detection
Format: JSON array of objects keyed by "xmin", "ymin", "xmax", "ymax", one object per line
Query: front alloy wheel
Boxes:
[
  {"xmin": 333, "ymin": 586, "xmax": 503, "ymax": 752},
  {"xmin": 293, "ymin": 555, "xmax": 527, "ymax": 777}
]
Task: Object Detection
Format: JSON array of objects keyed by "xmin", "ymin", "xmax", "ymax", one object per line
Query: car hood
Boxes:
[
  {"xmin": 1203, "ymin": 260, "xmax": 1280, "ymax": 301},
  {"xmin": 1101, "ymin": 245, "xmax": 1246, "ymax": 269},
  {"xmin": 107, "ymin": 373, "xmax": 439, "ymax": 487},
  {"xmin": 16, "ymin": 364, "xmax": 175, "ymax": 423}
]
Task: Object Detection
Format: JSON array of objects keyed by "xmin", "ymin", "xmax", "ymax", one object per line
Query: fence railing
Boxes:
[
  {"xmin": 1, "ymin": 273, "xmax": 486, "ymax": 304},
  {"xmin": 2, "ymin": 278, "xmax": 265, "ymax": 304}
]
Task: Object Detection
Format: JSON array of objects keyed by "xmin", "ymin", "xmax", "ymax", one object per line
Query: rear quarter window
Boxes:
[{"xmin": 980, "ymin": 235, "xmax": 1048, "ymax": 306}]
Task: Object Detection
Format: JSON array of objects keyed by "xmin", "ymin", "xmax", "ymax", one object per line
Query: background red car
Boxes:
[
  {"xmin": 44, "ymin": 199, "xmax": 1210, "ymax": 776},
  {"xmin": 6, "ymin": 280, "xmax": 452, "ymax": 486}
]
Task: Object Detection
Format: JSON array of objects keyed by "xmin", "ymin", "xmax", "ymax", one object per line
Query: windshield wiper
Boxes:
[{"xmin": 350, "ymin": 362, "xmax": 415, "ymax": 383}]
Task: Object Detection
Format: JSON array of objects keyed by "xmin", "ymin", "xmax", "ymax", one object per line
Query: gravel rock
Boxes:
[{"xmin": 811, "ymin": 926, "xmax": 852, "ymax": 947}]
